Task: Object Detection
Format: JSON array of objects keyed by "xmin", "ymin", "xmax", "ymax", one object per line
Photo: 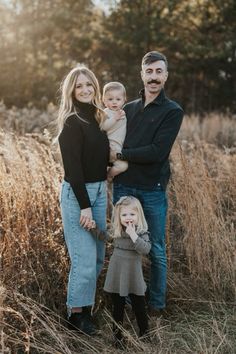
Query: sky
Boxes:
[
  {"xmin": 92, "ymin": 0, "xmax": 119, "ymax": 13},
  {"xmin": 92, "ymin": 0, "xmax": 110, "ymax": 11}
]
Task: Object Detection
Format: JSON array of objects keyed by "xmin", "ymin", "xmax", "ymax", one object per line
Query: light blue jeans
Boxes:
[
  {"xmin": 60, "ymin": 180, "xmax": 107, "ymax": 313},
  {"xmin": 113, "ymin": 182, "xmax": 168, "ymax": 309}
]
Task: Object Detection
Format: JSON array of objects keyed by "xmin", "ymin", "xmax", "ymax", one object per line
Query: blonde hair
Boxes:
[
  {"xmin": 112, "ymin": 196, "xmax": 148, "ymax": 238},
  {"xmin": 57, "ymin": 64, "xmax": 104, "ymax": 137},
  {"xmin": 102, "ymin": 81, "xmax": 126, "ymax": 102}
]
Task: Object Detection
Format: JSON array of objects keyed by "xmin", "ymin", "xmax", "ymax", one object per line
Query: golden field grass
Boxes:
[{"xmin": 0, "ymin": 112, "xmax": 235, "ymax": 353}]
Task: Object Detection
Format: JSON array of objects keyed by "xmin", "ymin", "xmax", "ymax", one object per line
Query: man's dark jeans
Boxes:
[{"xmin": 113, "ymin": 182, "xmax": 168, "ymax": 309}]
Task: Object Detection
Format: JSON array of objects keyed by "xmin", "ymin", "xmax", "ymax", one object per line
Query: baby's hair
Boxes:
[
  {"xmin": 112, "ymin": 196, "xmax": 148, "ymax": 238},
  {"xmin": 102, "ymin": 81, "xmax": 126, "ymax": 101}
]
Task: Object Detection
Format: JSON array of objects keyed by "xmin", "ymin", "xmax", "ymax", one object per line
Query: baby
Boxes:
[{"xmin": 101, "ymin": 82, "xmax": 128, "ymax": 179}]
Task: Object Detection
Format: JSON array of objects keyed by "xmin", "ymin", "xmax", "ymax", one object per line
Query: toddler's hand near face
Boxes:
[
  {"xmin": 126, "ymin": 222, "xmax": 138, "ymax": 242},
  {"xmin": 126, "ymin": 221, "xmax": 135, "ymax": 234}
]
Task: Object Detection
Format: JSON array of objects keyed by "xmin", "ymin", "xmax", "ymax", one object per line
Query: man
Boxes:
[{"xmin": 113, "ymin": 51, "xmax": 184, "ymax": 312}]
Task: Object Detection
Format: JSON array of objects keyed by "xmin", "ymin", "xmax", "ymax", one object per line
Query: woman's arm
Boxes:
[{"xmin": 59, "ymin": 115, "xmax": 91, "ymax": 209}]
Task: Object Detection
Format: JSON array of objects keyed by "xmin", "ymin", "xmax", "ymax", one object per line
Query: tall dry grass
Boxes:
[
  {"xmin": 179, "ymin": 113, "xmax": 236, "ymax": 148},
  {"xmin": 0, "ymin": 101, "xmax": 57, "ymax": 134},
  {"xmin": 0, "ymin": 113, "xmax": 236, "ymax": 352},
  {"xmin": 168, "ymin": 141, "xmax": 235, "ymax": 301},
  {"xmin": 0, "ymin": 131, "xmax": 66, "ymax": 311},
  {"xmin": 1, "ymin": 287, "xmax": 234, "ymax": 353}
]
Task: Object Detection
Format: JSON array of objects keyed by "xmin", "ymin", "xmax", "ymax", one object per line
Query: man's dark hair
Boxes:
[{"xmin": 142, "ymin": 51, "xmax": 168, "ymax": 70}]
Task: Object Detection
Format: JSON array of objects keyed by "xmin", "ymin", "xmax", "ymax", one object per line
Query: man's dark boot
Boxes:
[
  {"xmin": 147, "ymin": 305, "xmax": 167, "ymax": 318},
  {"xmin": 68, "ymin": 310, "xmax": 97, "ymax": 335}
]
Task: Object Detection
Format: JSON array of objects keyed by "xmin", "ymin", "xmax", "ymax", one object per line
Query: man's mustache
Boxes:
[{"xmin": 148, "ymin": 80, "xmax": 161, "ymax": 84}]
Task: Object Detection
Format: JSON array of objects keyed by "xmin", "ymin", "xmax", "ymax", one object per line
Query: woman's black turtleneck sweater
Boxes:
[{"xmin": 59, "ymin": 101, "xmax": 109, "ymax": 209}]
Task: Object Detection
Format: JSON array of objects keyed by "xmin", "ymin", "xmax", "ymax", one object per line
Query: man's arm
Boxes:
[{"xmin": 122, "ymin": 109, "xmax": 183, "ymax": 164}]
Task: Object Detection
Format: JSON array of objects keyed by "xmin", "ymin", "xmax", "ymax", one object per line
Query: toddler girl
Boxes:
[
  {"xmin": 91, "ymin": 196, "xmax": 151, "ymax": 345},
  {"xmin": 101, "ymin": 82, "xmax": 128, "ymax": 179}
]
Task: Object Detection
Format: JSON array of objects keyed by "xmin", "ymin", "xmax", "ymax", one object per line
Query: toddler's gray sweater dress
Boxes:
[{"xmin": 104, "ymin": 231, "xmax": 151, "ymax": 296}]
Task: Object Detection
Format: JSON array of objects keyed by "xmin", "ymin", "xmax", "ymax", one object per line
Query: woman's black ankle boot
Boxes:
[{"xmin": 68, "ymin": 310, "xmax": 97, "ymax": 335}]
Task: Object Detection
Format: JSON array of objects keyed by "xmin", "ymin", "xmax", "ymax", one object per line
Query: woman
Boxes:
[{"xmin": 57, "ymin": 65, "xmax": 109, "ymax": 335}]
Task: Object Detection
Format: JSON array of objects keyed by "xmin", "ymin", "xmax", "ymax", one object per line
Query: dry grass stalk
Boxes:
[{"xmin": 1, "ymin": 286, "xmax": 234, "ymax": 353}]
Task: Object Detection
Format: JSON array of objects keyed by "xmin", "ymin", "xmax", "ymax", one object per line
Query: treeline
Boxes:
[{"xmin": 0, "ymin": 0, "xmax": 235, "ymax": 112}]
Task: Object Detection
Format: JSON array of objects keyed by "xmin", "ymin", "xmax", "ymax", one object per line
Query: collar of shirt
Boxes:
[{"xmin": 139, "ymin": 88, "xmax": 166, "ymax": 106}]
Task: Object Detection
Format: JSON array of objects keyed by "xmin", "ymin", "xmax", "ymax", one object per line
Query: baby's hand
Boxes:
[{"xmin": 113, "ymin": 109, "xmax": 125, "ymax": 121}]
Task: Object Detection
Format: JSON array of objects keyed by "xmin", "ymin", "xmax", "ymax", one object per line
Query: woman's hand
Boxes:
[
  {"xmin": 126, "ymin": 222, "xmax": 138, "ymax": 243},
  {"xmin": 80, "ymin": 208, "xmax": 95, "ymax": 230}
]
